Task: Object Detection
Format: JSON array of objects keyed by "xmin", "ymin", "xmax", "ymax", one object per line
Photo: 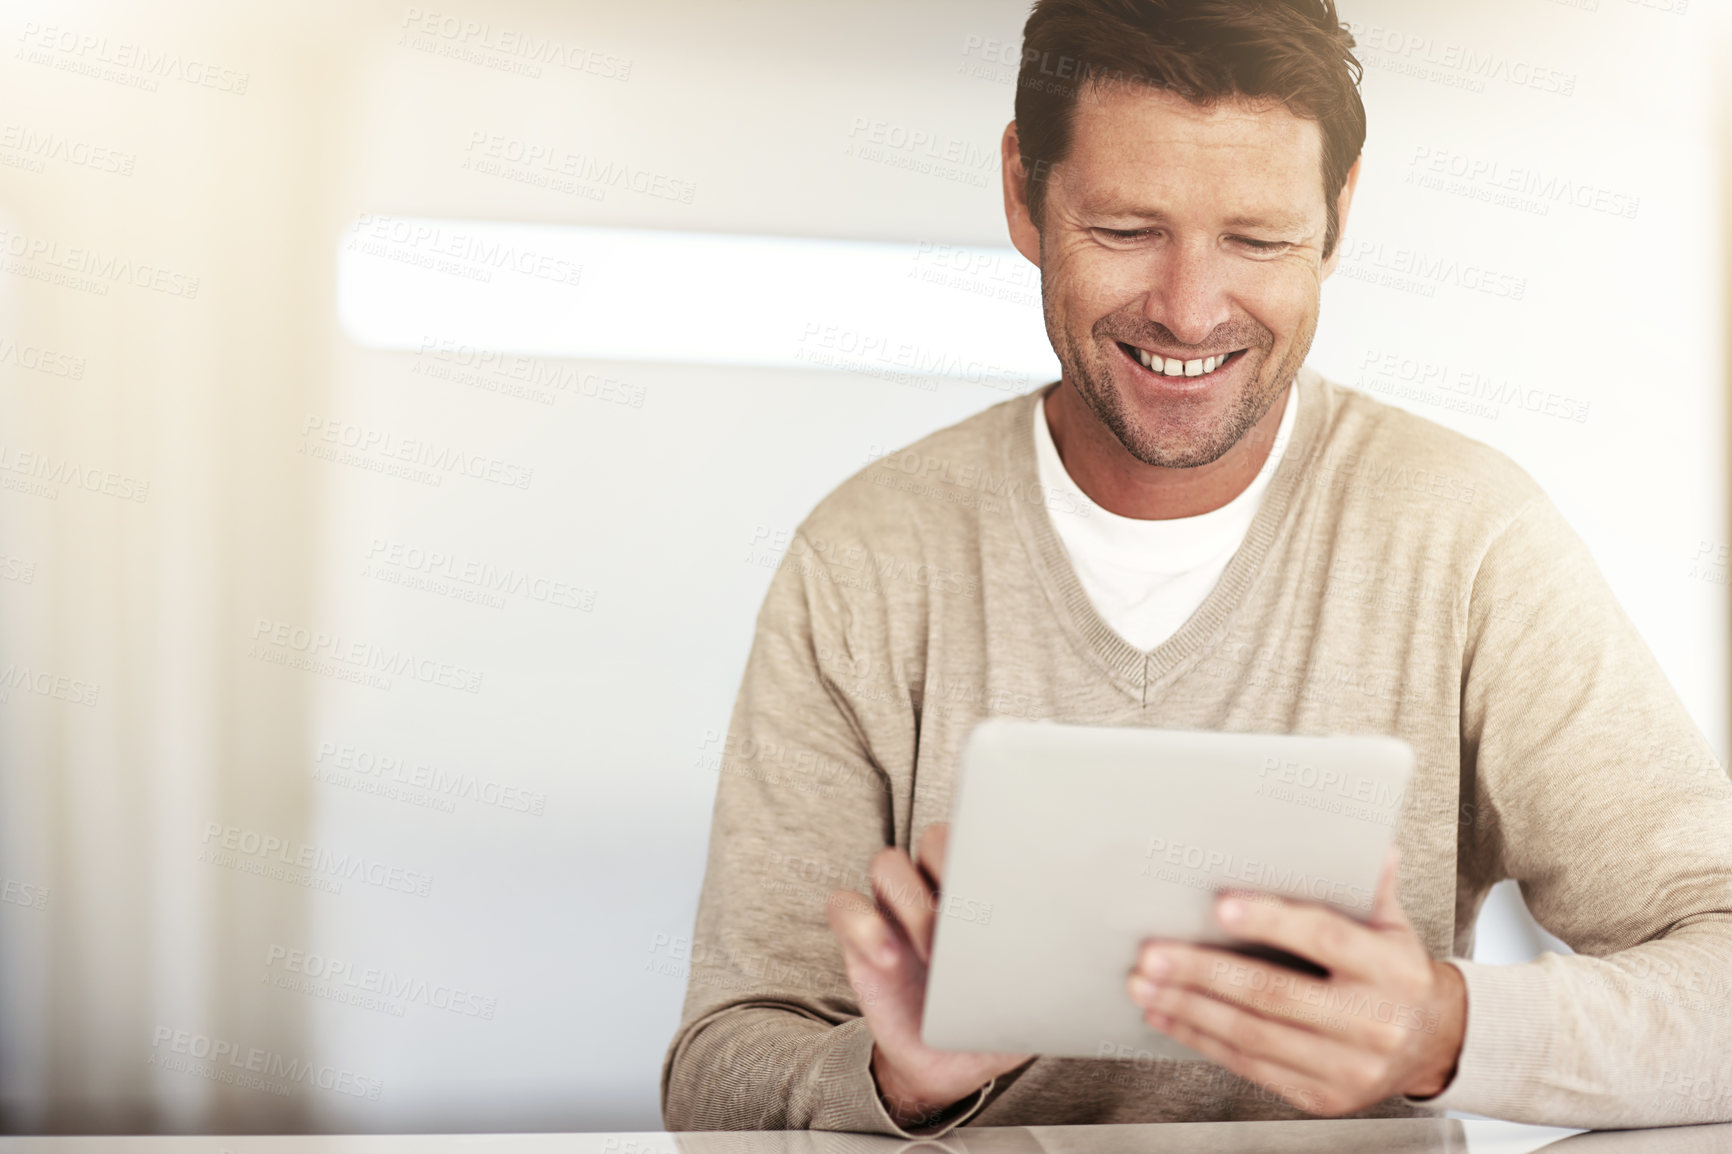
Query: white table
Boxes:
[{"xmin": 5, "ymin": 1117, "xmax": 1730, "ymax": 1153}]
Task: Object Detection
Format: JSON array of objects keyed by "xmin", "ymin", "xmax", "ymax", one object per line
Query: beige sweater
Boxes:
[{"xmin": 661, "ymin": 368, "xmax": 1732, "ymax": 1136}]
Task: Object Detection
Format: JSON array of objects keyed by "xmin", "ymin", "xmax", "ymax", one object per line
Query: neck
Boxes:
[{"xmin": 1042, "ymin": 379, "xmax": 1290, "ymax": 520}]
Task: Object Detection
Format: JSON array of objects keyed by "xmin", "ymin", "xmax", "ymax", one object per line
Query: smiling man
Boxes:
[{"xmin": 662, "ymin": 0, "xmax": 1732, "ymax": 1138}]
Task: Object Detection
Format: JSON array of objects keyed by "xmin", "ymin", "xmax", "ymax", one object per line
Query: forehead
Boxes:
[{"xmin": 1058, "ymin": 83, "xmax": 1326, "ymax": 222}]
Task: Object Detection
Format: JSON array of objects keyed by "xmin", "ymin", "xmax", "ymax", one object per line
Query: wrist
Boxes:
[
  {"xmin": 1403, "ymin": 959, "xmax": 1468, "ymax": 1099},
  {"xmin": 870, "ymin": 1048, "xmax": 978, "ymax": 1130}
]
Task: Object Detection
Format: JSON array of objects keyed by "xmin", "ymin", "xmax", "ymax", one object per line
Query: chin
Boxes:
[
  {"xmin": 1095, "ymin": 368, "xmax": 1272, "ymax": 471},
  {"xmin": 1104, "ymin": 404, "xmax": 1240, "ymax": 469}
]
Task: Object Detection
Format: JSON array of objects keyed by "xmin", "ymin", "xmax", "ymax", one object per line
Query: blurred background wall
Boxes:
[{"xmin": 0, "ymin": 0, "xmax": 1727, "ymax": 1135}]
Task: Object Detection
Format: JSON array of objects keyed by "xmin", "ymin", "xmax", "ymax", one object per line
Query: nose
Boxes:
[{"xmin": 1142, "ymin": 240, "xmax": 1232, "ymax": 347}]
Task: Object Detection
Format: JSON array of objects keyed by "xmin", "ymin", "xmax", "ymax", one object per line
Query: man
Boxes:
[{"xmin": 662, "ymin": 0, "xmax": 1732, "ymax": 1137}]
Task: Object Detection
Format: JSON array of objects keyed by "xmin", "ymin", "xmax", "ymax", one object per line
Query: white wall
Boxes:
[{"xmin": 0, "ymin": 0, "xmax": 1725, "ymax": 1133}]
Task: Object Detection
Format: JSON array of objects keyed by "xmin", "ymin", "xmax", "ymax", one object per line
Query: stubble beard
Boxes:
[{"xmin": 1046, "ymin": 288, "xmax": 1317, "ymax": 470}]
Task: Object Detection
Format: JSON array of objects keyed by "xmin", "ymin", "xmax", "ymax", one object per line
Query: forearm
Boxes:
[
  {"xmin": 664, "ymin": 1005, "xmax": 990, "ymax": 1136},
  {"xmin": 1410, "ymin": 929, "xmax": 1732, "ymax": 1126},
  {"xmin": 665, "ymin": 1004, "xmax": 870, "ymax": 1130}
]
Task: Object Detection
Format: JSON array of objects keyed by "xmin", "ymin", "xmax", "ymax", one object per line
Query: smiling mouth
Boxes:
[{"xmin": 1116, "ymin": 341, "xmax": 1247, "ymax": 380}]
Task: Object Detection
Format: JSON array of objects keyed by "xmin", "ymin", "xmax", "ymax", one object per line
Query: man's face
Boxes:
[{"xmin": 1008, "ymin": 84, "xmax": 1348, "ymax": 469}]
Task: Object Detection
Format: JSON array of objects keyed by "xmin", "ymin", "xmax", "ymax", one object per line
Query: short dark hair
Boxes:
[{"xmin": 1014, "ymin": 0, "xmax": 1366, "ymax": 259}]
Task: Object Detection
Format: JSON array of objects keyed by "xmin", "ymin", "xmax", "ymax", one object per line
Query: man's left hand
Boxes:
[{"xmin": 1126, "ymin": 846, "xmax": 1467, "ymax": 1116}]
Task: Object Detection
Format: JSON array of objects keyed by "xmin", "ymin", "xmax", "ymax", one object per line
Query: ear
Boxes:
[
  {"xmin": 1002, "ymin": 120, "xmax": 1042, "ymax": 269},
  {"xmin": 1319, "ymin": 154, "xmax": 1362, "ymax": 281}
]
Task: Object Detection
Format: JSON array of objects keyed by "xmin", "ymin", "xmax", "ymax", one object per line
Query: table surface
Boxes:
[{"xmin": 2, "ymin": 1118, "xmax": 1731, "ymax": 1153}]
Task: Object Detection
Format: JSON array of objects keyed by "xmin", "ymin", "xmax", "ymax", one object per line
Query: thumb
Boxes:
[{"xmin": 915, "ymin": 822, "xmax": 950, "ymax": 888}]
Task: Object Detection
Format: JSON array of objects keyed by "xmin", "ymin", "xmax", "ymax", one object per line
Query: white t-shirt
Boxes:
[{"xmin": 1033, "ymin": 382, "xmax": 1298, "ymax": 652}]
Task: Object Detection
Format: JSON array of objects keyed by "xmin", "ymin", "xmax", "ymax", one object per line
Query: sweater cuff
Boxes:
[
  {"xmin": 1399, "ymin": 958, "xmax": 1557, "ymax": 1119},
  {"xmin": 808, "ymin": 1017, "xmax": 995, "ymax": 1137}
]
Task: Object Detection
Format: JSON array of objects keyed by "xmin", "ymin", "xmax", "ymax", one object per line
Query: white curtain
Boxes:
[{"xmin": 0, "ymin": 0, "xmax": 355, "ymax": 1130}]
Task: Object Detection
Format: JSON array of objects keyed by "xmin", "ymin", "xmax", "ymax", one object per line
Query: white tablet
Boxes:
[{"xmin": 920, "ymin": 719, "xmax": 1414, "ymax": 1062}]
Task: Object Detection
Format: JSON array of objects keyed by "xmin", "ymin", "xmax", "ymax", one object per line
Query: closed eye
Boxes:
[{"xmin": 1234, "ymin": 237, "xmax": 1293, "ymax": 253}]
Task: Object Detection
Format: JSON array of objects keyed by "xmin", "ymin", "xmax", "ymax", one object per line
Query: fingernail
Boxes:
[
  {"xmin": 1218, "ymin": 897, "xmax": 1245, "ymax": 926},
  {"xmin": 1141, "ymin": 949, "xmax": 1172, "ymax": 978},
  {"xmin": 1129, "ymin": 975, "xmax": 1158, "ymax": 1004}
]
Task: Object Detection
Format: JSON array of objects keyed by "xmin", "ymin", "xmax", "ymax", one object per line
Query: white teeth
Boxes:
[{"xmin": 1131, "ymin": 346, "xmax": 1236, "ymax": 376}]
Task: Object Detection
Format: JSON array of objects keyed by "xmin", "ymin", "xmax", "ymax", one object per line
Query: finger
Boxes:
[
  {"xmin": 1368, "ymin": 844, "xmax": 1412, "ymax": 933},
  {"xmin": 1145, "ymin": 939, "xmax": 1442, "ymax": 1058},
  {"xmin": 826, "ymin": 887, "xmax": 903, "ymax": 968},
  {"xmin": 1214, "ymin": 892, "xmax": 1394, "ymax": 984},
  {"xmin": 1133, "ymin": 971, "xmax": 1369, "ymax": 1084},
  {"xmin": 914, "ymin": 822, "xmax": 949, "ymax": 888},
  {"xmin": 1134, "ymin": 944, "xmax": 1340, "ymax": 1035},
  {"xmin": 869, "ymin": 848, "xmax": 939, "ymax": 965},
  {"xmin": 825, "ymin": 890, "xmax": 919, "ymax": 1018}
]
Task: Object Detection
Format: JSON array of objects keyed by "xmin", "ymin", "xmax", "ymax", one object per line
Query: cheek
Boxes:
[
  {"xmin": 1238, "ymin": 266, "xmax": 1319, "ymax": 342},
  {"xmin": 1056, "ymin": 252, "xmax": 1159, "ymax": 329}
]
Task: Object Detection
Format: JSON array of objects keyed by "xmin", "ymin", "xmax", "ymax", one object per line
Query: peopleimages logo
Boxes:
[
  {"xmin": 263, "ymin": 945, "xmax": 498, "ymax": 1019},
  {"xmin": 314, "ymin": 740, "xmax": 548, "ymax": 816},
  {"xmin": 18, "ymin": 22, "xmax": 250, "ymax": 94},
  {"xmin": 0, "ymin": 663, "xmax": 101, "ymax": 707},
  {"xmin": 363, "ymin": 538, "xmax": 596, "ymax": 612},
  {"xmin": 199, "ymin": 822, "xmax": 433, "ymax": 898},
  {"xmin": 345, "ymin": 215, "xmax": 583, "ymax": 288},
  {"xmin": 248, "ymin": 617, "xmax": 484, "ymax": 694},
  {"xmin": 149, "ymin": 1027, "xmax": 382, "ymax": 1100},
  {"xmin": 0, "ymin": 122, "xmax": 135, "ymax": 176},
  {"xmin": 398, "ymin": 8, "xmax": 633, "ymax": 80},
  {"xmin": 0, "ymin": 226, "xmax": 200, "ymax": 298},
  {"xmin": 300, "ymin": 416, "xmax": 534, "ymax": 490},
  {"xmin": 0, "ymin": 441, "xmax": 149, "ymax": 502},
  {"xmin": 863, "ymin": 444, "xmax": 1089, "ymax": 520},
  {"xmin": 1140, "ymin": 838, "xmax": 1372, "ymax": 911},
  {"xmin": 0, "ymin": 335, "xmax": 86, "ymax": 378}
]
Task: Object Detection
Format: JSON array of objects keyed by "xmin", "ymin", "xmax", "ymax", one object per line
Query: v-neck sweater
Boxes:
[
  {"xmin": 1032, "ymin": 380, "xmax": 1298, "ymax": 651},
  {"xmin": 662, "ymin": 367, "xmax": 1732, "ymax": 1137}
]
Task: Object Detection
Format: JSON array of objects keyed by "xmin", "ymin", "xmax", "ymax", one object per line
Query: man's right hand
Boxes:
[{"xmin": 826, "ymin": 822, "xmax": 1033, "ymax": 1129}]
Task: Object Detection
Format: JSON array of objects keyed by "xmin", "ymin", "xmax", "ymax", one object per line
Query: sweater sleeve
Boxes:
[
  {"xmin": 1405, "ymin": 495, "xmax": 1732, "ymax": 1125},
  {"xmin": 660, "ymin": 532, "xmax": 994, "ymax": 1137}
]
